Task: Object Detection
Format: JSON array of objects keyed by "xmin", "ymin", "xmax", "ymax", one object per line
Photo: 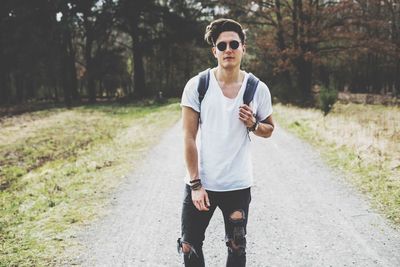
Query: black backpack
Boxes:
[{"xmin": 197, "ymin": 68, "xmax": 260, "ymax": 108}]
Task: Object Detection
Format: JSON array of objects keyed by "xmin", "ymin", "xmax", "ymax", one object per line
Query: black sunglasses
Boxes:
[{"xmin": 216, "ymin": 40, "xmax": 240, "ymax": 51}]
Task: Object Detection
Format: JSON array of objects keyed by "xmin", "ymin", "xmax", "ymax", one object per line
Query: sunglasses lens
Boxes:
[
  {"xmin": 230, "ymin": 41, "xmax": 239, "ymax": 49},
  {"xmin": 216, "ymin": 41, "xmax": 240, "ymax": 51},
  {"xmin": 217, "ymin": 42, "xmax": 227, "ymax": 51}
]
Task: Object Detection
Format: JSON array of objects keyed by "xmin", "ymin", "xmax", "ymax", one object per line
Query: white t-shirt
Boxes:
[{"xmin": 180, "ymin": 68, "xmax": 273, "ymax": 192}]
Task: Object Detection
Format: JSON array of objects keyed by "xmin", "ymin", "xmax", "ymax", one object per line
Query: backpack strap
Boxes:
[
  {"xmin": 197, "ymin": 69, "xmax": 210, "ymax": 105},
  {"xmin": 243, "ymin": 73, "xmax": 259, "ymax": 106}
]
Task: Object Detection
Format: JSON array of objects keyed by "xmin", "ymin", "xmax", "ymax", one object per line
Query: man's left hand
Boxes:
[{"xmin": 239, "ymin": 104, "xmax": 255, "ymax": 128}]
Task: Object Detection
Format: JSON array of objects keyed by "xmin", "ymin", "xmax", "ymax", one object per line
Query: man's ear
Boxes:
[
  {"xmin": 242, "ymin": 44, "xmax": 246, "ymax": 54},
  {"xmin": 212, "ymin": 47, "xmax": 217, "ymax": 58}
]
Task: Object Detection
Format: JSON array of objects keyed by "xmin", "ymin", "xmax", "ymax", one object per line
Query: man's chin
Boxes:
[{"xmin": 221, "ymin": 62, "xmax": 239, "ymax": 69}]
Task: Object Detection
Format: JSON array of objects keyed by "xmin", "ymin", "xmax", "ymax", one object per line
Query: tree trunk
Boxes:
[
  {"xmin": 67, "ymin": 31, "xmax": 79, "ymax": 101},
  {"xmin": 292, "ymin": 0, "xmax": 299, "ymax": 48},
  {"xmin": 395, "ymin": 60, "xmax": 400, "ymax": 97},
  {"xmin": 275, "ymin": 0, "xmax": 294, "ymax": 99},
  {"xmin": 296, "ymin": 57, "xmax": 313, "ymax": 104},
  {"xmin": 15, "ymin": 72, "xmax": 24, "ymax": 104},
  {"xmin": 0, "ymin": 65, "xmax": 9, "ymax": 105},
  {"xmin": 132, "ymin": 43, "xmax": 146, "ymax": 98},
  {"xmin": 131, "ymin": 15, "xmax": 146, "ymax": 98},
  {"xmin": 25, "ymin": 73, "xmax": 36, "ymax": 100},
  {"xmin": 61, "ymin": 50, "xmax": 72, "ymax": 106},
  {"xmin": 85, "ymin": 32, "xmax": 96, "ymax": 103},
  {"xmin": 0, "ymin": 3, "xmax": 11, "ymax": 105}
]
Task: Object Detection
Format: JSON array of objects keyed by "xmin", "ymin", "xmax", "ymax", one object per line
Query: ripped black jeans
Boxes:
[{"xmin": 177, "ymin": 184, "xmax": 251, "ymax": 267}]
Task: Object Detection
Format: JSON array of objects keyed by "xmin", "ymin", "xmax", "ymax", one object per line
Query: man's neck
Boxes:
[{"xmin": 215, "ymin": 66, "xmax": 242, "ymax": 84}]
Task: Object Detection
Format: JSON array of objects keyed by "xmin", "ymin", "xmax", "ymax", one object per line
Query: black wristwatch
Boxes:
[{"xmin": 248, "ymin": 120, "xmax": 259, "ymax": 132}]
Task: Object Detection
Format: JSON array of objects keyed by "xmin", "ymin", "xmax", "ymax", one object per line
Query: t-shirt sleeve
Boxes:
[
  {"xmin": 255, "ymin": 81, "xmax": 273, "ymax": 122},
  {"xmin": 180, "ymin": 76, "xmax": 200, "ymax": 113}
]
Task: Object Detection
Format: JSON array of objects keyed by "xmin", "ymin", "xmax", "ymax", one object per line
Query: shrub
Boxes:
[{"xmin": 319, "ymin": 86, "xmax": 338, "ymax": 115}]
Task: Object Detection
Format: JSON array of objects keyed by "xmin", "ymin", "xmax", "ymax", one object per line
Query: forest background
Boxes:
[{"xmin": 1, "ymin": 0, "xmax": 399, "ymax": 107}]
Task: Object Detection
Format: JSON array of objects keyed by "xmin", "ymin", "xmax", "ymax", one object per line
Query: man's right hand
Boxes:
[{"xmin": 192, "ymin": 187, "xmax": 210, "ymax": 211}]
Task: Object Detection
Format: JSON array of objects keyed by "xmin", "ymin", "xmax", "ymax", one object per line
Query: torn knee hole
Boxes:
[
  {"xmin": 229, "ymin": 209, "xmax": 245, "ymax": 222},
  {"xmin": 227, "ymin": 239, "xmax": 241, "ymax": 250},
  {"xmin": 182, "ymin": 243, "xmax": 192, "ymax": 254}
]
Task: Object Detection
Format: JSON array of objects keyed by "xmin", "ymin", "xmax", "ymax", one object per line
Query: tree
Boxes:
[
  {"xmin": 219, "ymin": 0, "xmax": 399, "ymax": 104},
  {"xmin": 252, "ymin": 0, "xmax": 357, "ymax": 104},
  {"xmin": 0, "ymin": 1, "xmax": 13, "ymax": 104},
  {"xmin": 53, "ymin": 0, "xmax": 80, "ymax": 105},
  {"xmin": 116, "ymin": 0, "xmax": 151, "ymax": 98}
]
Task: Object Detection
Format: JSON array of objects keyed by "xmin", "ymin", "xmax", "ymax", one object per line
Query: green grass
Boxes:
[
  {"xmin": 274, "ymin": 102, "xmax": 400, "ymax": 225},
  {"xmin": 0, "ymin": 100, "xmax": 181, "ymax": 266}
]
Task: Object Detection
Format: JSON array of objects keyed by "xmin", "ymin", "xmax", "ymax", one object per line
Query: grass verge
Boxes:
[
  {"xmin": 274, "ymin": 102, "xmax": 400, "ymax": 225},
  {"xmin": 0, "ymin": 100, "xmax": 181, "ymax": 266}
]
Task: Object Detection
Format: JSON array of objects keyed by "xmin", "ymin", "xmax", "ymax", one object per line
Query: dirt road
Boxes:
[{"xmin": 70, "ymin": 121, "xmax": 400, "ymax": 267}]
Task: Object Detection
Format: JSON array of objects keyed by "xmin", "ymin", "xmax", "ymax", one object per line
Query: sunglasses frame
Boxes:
[{"xmin": 215, "ymin": 40, "xmax": 241, "ymax": 52}]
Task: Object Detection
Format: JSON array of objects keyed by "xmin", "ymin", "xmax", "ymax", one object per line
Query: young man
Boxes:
[{"xmin": 178, "ymin": 18, "xmax": 274, "ymax": 267}]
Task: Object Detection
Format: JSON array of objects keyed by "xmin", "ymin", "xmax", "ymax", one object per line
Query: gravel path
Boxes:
[{"xmin": 71, "ymin": 121, "xmax": 400, "ymax": 267}]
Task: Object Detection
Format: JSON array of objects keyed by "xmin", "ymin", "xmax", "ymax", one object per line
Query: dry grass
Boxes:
[
  {"xmin": 0, "ymin": 101, "xmax": 181, "ymax": 266},
  {"xmin": 274, "ymin": 102, "xmax": 400, "ymax": 224},
  {"xmin": 0, "ymin": 110, "xmax": 83, "ymax": 144}
]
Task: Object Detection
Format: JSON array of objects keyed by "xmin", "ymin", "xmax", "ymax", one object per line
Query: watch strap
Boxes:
[{"xmin": 248, "ymin": 120, "xmax": 259, "ymax": 132}]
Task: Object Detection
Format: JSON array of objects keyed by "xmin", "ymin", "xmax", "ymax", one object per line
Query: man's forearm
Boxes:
[
  {"xmin": 253, "ymin": 122, "xmax": 274, "ymax": 138},
  {"xmin": 184, "ymin": 138, "xmax": 199, "ymax": 180}
]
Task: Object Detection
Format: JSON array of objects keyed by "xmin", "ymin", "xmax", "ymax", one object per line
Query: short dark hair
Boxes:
[{"xmin": 204, "ymin": 18, "xmax": 246, "ymax": 46}]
